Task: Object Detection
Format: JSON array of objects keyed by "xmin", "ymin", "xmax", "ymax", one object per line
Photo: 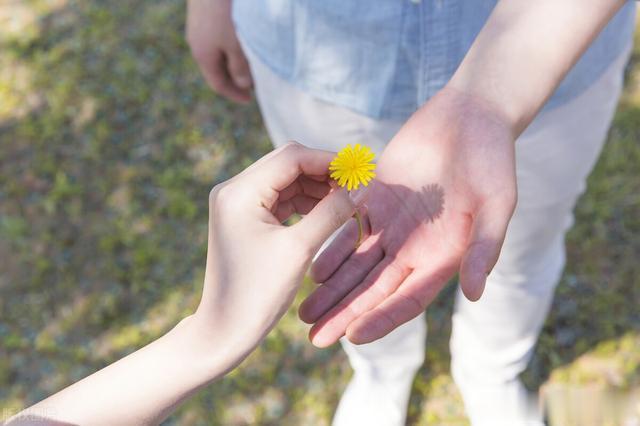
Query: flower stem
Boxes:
[{"xmin": 354, "ymin": 211, "xmax": 363, "ymax": 248}]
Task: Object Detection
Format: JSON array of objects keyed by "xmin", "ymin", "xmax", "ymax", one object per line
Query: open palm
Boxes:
[{"xmin": 299, "ymin": 88, "xmax": 518, "ymax": 347}]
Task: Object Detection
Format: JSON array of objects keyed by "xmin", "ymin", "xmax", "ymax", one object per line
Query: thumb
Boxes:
[
  {"xmin": 459, "ymin": 200, "xmax": 514, "ymax": 301},
  {"xmin": 291, "ymin": 186, "xmax": 370, "ymax": 255}
]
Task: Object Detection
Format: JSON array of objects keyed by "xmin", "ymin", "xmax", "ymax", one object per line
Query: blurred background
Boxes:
[{"xmin": 0, "ymin": 1, "xmax": 638, "ymax": 425}]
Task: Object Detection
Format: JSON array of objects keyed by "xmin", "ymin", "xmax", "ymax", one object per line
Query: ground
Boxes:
[{"xmin": 0, "ymin": 1, "xmax": 638, "ymax": 425}]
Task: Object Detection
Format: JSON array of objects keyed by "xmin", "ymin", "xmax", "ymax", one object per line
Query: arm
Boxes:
[
  {"xmin": 450, "ymin": 0, "xmax": 627, "ymax": 135},
  {"xmin": 8, "ymin": 317, "xmax": 236, "ymax": 425},
  {"xmin": 7, "ymin": 143, "xmax": 364, "ymax": 425},
  {"xmin": 302, "ymin": 0, "xmax": 628, "ymax": 346}
]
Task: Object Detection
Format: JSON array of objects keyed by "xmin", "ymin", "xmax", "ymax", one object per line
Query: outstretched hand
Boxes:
[{"xmin": 299, "ymin": 87, "xmax": 518, "ymax": 347}]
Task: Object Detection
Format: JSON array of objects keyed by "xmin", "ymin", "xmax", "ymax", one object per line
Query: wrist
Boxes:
[
  {"xmin": 415, "ymin": 85, "xmax": 518, "ymax": 148},
  {"xmin": 441, "ymin": 82, "xmax": 521, "ymax": 139},
  {"xmin": 174, "ymin": 313, "xmax": 258, "ymax": 380}
]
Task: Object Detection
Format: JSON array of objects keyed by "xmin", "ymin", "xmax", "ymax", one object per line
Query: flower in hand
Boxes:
[
  {"xmin": 329, "ymin": 144, "xmax": 376, "ymax": 191},
  {"xmin": 329, "ymin": 144, "xmax": 376, "ymax": 247}
]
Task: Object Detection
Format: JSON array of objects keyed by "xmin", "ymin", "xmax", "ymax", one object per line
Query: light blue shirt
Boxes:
[{"xmin": 233, "ymin": 1, "xmax": 635, "ymax": 120}]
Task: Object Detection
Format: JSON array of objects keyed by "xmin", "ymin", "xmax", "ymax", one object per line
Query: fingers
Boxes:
[
  {"xmin": 291, "ymin": 186, "xmax": 369, "ymax": 256},
  {"xmin": 185, "ymin": 0, "xmax": 251, "ymax": 103},
  {"xmin": 299, "ymin": 231, "xmax": 382, "ymax": 323},
  {"xmin": 346, "ymin": 266, "xmax": 452, "ymax": 344},
  {"xmin": 236, "ymin": 143, "xmax": 352, "ymax": 230},
  {"xmin": 226, "ymin": 46, "xmax": 253, "ymax": 91},
  {"xmin": 196, "ymin": 49, "xmax": 251, "ymax": 103},
  {"xmin": 278, "ymin": 175, "xmax": 331, "ymax": 202},
  {"xmin": 310, "ymin": 217, "xmax": 364, "ymax": 283},
  {"xmin": 254, "ymin": 143, "xmax": 337, "ymax": 194},
  {"xmin": 308, "ymin": 257, "xmax": 410, "ymax": 348},
  {"xmin": 272, "ymin": 175, "xmax": 333, "ymax": 222},
  {"xmin": 459, "ymin": 199, "xmax": 515, "ymax": 301},
  {"xmin": 273, "ymin": 194, "xmax": 319, "ymax": 222}
]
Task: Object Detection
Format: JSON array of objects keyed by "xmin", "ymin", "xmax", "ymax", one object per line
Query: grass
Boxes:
[{"xmin": 0, "ymin": 1, "xmax": 638, "ymax": 424}]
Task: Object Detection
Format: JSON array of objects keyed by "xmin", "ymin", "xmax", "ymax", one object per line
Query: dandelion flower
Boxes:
[
  {"xmin": 329, "ymin": 144, "xmax": 376, "ymax": 191},
  {"xmin": 329, "ymin": 144, "xmax": 376, "ymax": 247}
]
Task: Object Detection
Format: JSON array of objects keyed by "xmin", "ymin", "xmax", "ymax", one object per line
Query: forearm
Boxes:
[
  {"xmin": 4, "ymin": 143, "xmax": 355, "ymax": 425},
  {"xmin": 7, "ymin": 315, "xmax": 245, "ymax": 425},
  {"xmin": 449, "ymin": 0, "xmax": 627, "ymax": 136}
]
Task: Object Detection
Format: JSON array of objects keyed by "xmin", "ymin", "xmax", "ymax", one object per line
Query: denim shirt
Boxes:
[{"xmin": 233, "ymin": 1, "xmax": 635, "ymax": 120}]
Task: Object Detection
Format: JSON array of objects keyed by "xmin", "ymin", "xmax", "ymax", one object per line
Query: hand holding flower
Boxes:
[
  {"xmin": 191, "ymin": 142, "xmax": 367, "ymax": 360},
  {"xmin": 9, "ymin": 142, "xmax": 365, "ymax": 425}
]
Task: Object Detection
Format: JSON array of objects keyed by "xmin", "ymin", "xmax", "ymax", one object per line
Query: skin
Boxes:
[
  {"xmin": 6, "ymin": 143, "xmax": 365, "ymax": 425},
  {"xmin": 186, "ymin": 0, "xmax": 252, "ymax": 103},
  {"xmin": 300, "ymin": 88, "xmax": 517, "ymax": 346},
  {"xmin": 302, "ymin": 0, "xmax": 628, "ymax": 347},
  {"xmin": 2, "ymin": 1, "xmax": 626, "ymax": 423},
  {"xmin": 186, "ymin": 0, "xmax": 629, "ymax": 346}
]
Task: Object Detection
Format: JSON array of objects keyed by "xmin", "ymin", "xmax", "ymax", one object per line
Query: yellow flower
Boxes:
[{"xmin": 329, "ymin": 144, "xmax": 376, "ymax": 191}]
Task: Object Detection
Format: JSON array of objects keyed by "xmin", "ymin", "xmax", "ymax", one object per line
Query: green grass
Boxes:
[{"xmin": 0, "ymin": 1, "xmax": 638, "ymax": 424}]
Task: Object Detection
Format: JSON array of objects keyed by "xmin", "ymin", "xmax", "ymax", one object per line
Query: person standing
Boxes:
[{"xmin": 186, "ymin": 1, "xmax": 636, "ymax": 424}]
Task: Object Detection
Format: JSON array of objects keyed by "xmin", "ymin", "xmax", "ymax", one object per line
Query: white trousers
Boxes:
[{"xmin": 243, "ymin": 42, "xmax": 631, "ymax": 425}]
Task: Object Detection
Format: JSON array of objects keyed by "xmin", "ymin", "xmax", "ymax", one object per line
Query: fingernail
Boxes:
[
  {"xmin": 347, "ymin": 324, "xmax": 375, "ymax": 345},
  {"xmin": 235, "ymin": 75, "xmax": 252, "ymax": 89},
  {"xmin": 349, "ymin": 185, "xmax": 370, "ymax": 207},
  {"xmin": 466, "ymin": 275, "xmax": 487, "ymax": 302}
]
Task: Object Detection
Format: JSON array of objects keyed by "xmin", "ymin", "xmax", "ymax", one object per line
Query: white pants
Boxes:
[{"xmin": 243, "ymin": 42, "xmax": 631, "ymax": 425}]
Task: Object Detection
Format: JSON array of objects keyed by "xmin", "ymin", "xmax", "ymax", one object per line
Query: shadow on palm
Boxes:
[{"xmin": 298, "ymin": 180, "xmax": 471, "ymax": 348}]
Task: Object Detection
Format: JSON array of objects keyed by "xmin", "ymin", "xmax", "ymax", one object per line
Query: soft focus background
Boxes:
[{"xmin": 0, "ymin": 1, "xmax": 638, "ymax": 425}]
